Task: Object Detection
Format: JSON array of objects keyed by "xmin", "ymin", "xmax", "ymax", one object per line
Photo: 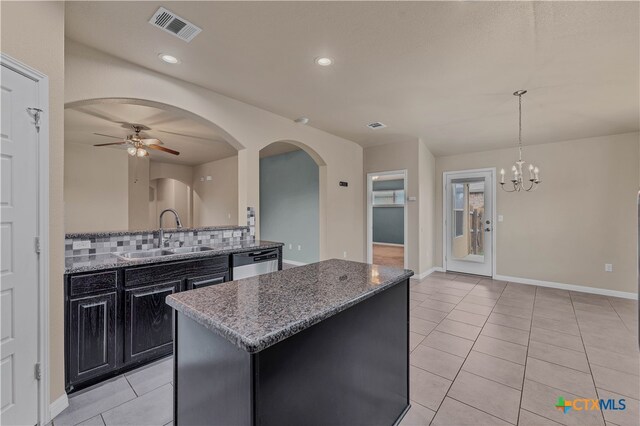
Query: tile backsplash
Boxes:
[{"xmin": 66, "ymin": 208, "xmax": 257, "ymax": 257}]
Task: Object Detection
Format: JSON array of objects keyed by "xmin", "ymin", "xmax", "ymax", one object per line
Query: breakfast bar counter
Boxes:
[{"xmin": 166, "ymin": 259, "xmax": 413, "ymax": 426}]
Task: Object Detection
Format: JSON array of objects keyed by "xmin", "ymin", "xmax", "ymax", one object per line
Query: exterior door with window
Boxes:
[{"xmin": 444, "ymin": 170, "xmax": 494, "ymax": 276}]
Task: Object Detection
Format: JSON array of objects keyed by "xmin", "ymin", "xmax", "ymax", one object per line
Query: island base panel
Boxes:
[{"xmin": 174, "ymin": 279, "xmax": 409, "ymax": 426}]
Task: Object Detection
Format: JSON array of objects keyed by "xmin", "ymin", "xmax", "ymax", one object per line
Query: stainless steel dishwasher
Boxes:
[{"xmin": 232, "ymin": 248, "xmax": 279, "ymax": 280}]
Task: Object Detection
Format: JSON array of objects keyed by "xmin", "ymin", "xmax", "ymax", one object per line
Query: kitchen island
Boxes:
[{"xmin": 167, "ymin": 259, "xmax": 413, "ymax": 426}]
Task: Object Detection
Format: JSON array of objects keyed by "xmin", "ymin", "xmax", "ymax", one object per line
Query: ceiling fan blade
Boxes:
[
  {"xmin": 93, "ymin": 142, "xmax": 127, "ymax": 147},
  {"xmin": 147, "ymin": 144, "xmax": 180, "ymax": 155},
  {"xmin": 93, "ymin": 132, "xmax": 124, "ymax": 140},
  {"xmin": 141, "ymin": 138, "xmax": 163, "ymax": 145},
  {"xmin": 156, "ymin": 129, "xmax": 220, "ymax": 142}
]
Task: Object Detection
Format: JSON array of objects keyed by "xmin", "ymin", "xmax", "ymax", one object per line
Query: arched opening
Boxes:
[
  {"xmin": 64, "ymin": 98, "xmax": 241, "ymax": 233},
  {"xmin": 258, "ymin": 141, "xmax": 326, "ymax": 265}
]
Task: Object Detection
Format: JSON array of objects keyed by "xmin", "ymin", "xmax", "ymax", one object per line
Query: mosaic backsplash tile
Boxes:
[{"xmin": 66, "ymin": 208, "xmax": 257, "ymax": 258}]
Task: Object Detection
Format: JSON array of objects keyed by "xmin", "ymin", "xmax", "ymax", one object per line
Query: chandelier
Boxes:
[{"xmin": 500, "ymin": 90, "xmax": 540, "ymax": 192}]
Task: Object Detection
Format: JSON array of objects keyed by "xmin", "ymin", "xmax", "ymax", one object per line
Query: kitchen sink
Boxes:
[
  {"xmin": 114, "ymin": 248, "xmax": 174, "ymax": 260},
  {"xmin": 166, "ymin": 246, "xmax": 214, "ymax": 254}
]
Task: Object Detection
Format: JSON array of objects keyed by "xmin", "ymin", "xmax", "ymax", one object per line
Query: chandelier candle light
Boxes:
[{"xmin": 500, "ymin": 90, "xmax": 541, "ymax": 192}]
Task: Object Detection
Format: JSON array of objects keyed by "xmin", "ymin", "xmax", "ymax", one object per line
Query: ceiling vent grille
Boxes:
[
  {"xmin": 367, "ymin": 122, "xmax": 387, "ymax": 130},
  {"xmin": 149, "ymin": 7, "xmax": 202, "ymax": 42}
]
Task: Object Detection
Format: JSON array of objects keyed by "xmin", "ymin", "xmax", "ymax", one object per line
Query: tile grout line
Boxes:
[
  {"xmin": 446, "ymin": 395, "xmax": 518, "ymax": 425},
  {"xmin": 515, "ymin": 285, "xmax": 536, "ymax": 426},
  {"xmin": 519, "ymin": 408, "xmax": 563, "ymax": 426},
  {"xmin": 568, "ymin": 291, "xmax": 607, "ymax": 426},
  {"xmin": 427, "ymin": 279, "xmax": 509, "ymax": 425}
]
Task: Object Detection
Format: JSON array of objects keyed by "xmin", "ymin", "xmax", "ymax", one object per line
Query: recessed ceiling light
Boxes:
[
  {"xmin": 159, "ymin": 54, "xmax": 180, "ymax": 64},
  {"xmin": 294, "ymin": 117, "xmax": 310, "ymax": 124},
  {"xmin": 315, "ymin": 57, "xmax": 333, "ymax": 66}
]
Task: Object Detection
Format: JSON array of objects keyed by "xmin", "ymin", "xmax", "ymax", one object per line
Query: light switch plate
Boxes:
[
  {"xmin": 498, "ymin": 215, "xmax": 504, "ymax": 222},
  {"xmin": 605, "ymin": 263, "xmax": 613, "ymax": 272}
]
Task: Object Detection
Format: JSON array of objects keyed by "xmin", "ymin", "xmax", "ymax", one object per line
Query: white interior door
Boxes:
[
  {"xmin": 444, "ymin": 169, "xmax": 495, "ymax": 276},
  {"xmin": 1, "ymin": 62, "xmax": 40, "ymax": 425}
]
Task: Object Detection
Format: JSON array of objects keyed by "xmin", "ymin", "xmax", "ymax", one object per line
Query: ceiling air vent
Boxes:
[
  {"xmin": 149, "ymin": 7, "xmax": 202, "ymax": 42},
  {"xmin": 367, "ymin": 122, "xmax": 387, "ymax": 130}
]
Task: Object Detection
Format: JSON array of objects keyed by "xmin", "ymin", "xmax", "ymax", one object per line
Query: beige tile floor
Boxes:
[
  {"xmin": 55, "ymin": 271, "xmax": 639, "ymax": 426},
  {"xmin": 402, "ymin": 271, "xmax": 639, "ymax": 426}
]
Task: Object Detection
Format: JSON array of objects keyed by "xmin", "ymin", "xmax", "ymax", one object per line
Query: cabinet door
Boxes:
[
  {"xmin": 186, "ymin": 271, "xmax": 229, "ymax": 290},
  {"xmin": 124, "ymin": 281, "xmax": 180, "ymax": 365},
  {"xmin": 68, "ymin": 292, "xmax": 117, "ymax": 386}
]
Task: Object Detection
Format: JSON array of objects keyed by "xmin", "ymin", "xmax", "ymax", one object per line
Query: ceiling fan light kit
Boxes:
[
  {"xmin": 500, "ymin": 90, "xmax": 541, "ymax": 193},
  {"xmin": 93, "ymin": 124, "xmax": 180, "ymax": 158}
]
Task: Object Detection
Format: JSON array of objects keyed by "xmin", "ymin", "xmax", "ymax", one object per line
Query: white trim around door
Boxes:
[
  {"xmin": 442, "ymin": 168, "xmax": 496, "ymax": 278},
  {"xmin": 367, "ymin": 169, "xmax": 408, "ymax": 269},
  {"xmin": 0, "ymin": 53, "xmax": 52, "ymax": 425}
]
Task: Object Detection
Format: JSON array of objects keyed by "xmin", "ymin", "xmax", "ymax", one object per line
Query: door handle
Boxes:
[{"xmin": 485, "ymin": 227, "xmax": 492, "ymax": 232}]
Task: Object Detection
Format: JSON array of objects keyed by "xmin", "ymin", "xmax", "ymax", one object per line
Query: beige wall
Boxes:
[
  {"xmin": 149, "ymin": 161, "xmax": 193, "ymax": 188},
  {"xmin": 193, "ymin": 156, "xmax": 239, "ymax": 226},
  {"xmin": 128, "ymin": 157, "xmax": 150, "ymax": 230},
  {"xmin": 418, "ymin": 141, "xmax": 437, "ymax": 275},
  {"xmin": 154, "ymin": 178, "xmax": 191, "ymax": 229},
  {"xmin": 436, "ymin": 132, "xmax": 639, "ymax": 294},
  {"xmin": 65, "ymin": 40, "xmax": 364, "ymax": 263},
  {"xmin": 1, "ymin": 1, "xmax": 66, "ymax": 404},
  {"xmin": 64, "ymin": 143, "xmax": 129, "ymax": 232}
]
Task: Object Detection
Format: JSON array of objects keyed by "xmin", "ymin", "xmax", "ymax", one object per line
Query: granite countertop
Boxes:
[
  {"xmin": 166, "ymin": 259, "xmax": 414, "ymax": 353},
  {"xmin": 65, "ymin": 240, "xmax": 283, "ymax": 274}
]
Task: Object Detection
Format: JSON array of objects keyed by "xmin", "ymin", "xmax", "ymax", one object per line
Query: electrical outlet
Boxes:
[
  {"xmin": 498, "ymin": 215, "xmax": 504, "ymax": 222},
  {"xmin": 73, "ymin": 240, "xmax": 91, "ymax": 250},
  {"xmin": 227, "ymin": 213, "xmax": 231, "ymax": 219},
  {"xmin": 343, "ymin": 251, "xmax": 347, "ymax": 258},
  {"xmin": 289, "ymin": 244, "xmax": 292, "ymax": 250},
  {"xmin": 297, "ymin": 245, "xmax": 301, "ymax": 251},
  {"xmin": 605, "ymin": 263, "xmax": 613, "ymax": 272}
]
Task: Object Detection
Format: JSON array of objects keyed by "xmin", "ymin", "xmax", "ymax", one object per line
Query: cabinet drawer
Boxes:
[
  {"xmin": 186, "ymin": 271, "xmax": 229, "ymax": 290},
  {"xmin": 70, "ymin": 271, "xmax": 117, "ymax": 297},
  {"xmin": 125, "ymin": 256, "xmax": 229, "ymax": 287}
]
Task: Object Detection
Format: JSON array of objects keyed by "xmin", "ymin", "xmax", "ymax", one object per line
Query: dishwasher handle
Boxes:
[{"xmin": 233, "ymin": 249, "xmax": 279, "ymax": 267}]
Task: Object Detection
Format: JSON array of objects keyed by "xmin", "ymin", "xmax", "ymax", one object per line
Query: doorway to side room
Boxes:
[
  {"xmin": 367, "ymin": 170, "xmax": 408, "ymax": 269},
  {"xmin": 259, "ymin": 142, "xmax": 320, "ymax": 266}
]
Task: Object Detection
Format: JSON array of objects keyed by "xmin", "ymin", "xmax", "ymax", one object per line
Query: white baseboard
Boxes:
[
  {"xmin": 372, "ymin": 242, "xmax": 405, "ymax": 247},
  {"xmin": 283, "ymin": 259, "xmax": 307, "ymax": 267},
  {"xmin": 494, "ymin": 274, "xmax": 638, "ymax": 300},
  {"xmin": 50, "ymin": 393, "xmax": 69, "ymax": 420},
  {"xmin": 411, "ymin": 266, "xmax": 444, "ymax": 280}
]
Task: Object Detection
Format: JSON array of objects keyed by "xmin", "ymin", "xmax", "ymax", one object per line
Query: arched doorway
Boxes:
[
  {"xmin": 64, "ymin": 98, "xmax": 241, "ymax": 232},
  {"xmin": 259, "ymin": 141, "xmax": 326, "ymax": 265}
]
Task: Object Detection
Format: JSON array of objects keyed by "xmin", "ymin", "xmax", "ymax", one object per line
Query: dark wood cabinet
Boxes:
[
  {"xmin": 124, "ymin": 280, "xmax": 180, "ymax": 365},
  {"xmin": 67, "ymin": 292, "xmax": 117, "ymax": 387},
  {"xmin": 65, "ymin": 250, "xmax": 279, "ymax": 393}
]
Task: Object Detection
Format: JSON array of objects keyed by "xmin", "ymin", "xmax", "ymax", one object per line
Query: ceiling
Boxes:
[
  {"xmin": 65, "ymin": 2, "xmax": 639, "ymax": 156},
  {"xmin": 65, "ymin": 102, "xmax": 238, "ymax": 166}
]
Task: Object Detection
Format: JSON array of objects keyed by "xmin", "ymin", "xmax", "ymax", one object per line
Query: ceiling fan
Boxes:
[{"xmin": 93, "ymin": 124, "xmax": 180, "ymax": 157}]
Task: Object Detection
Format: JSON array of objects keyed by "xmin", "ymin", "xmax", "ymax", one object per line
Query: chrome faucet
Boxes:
[{"xmin": 158, "ymin": 209, "xmax": 183, "ymax": 248}]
